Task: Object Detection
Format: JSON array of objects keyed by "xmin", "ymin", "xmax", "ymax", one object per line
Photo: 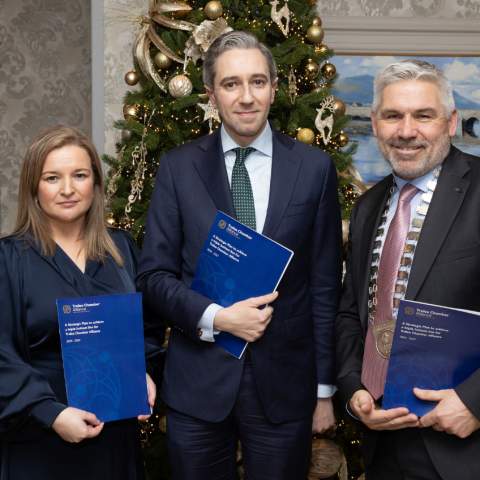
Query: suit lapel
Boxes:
[
  {"xmin": 262, "ymin": 131, "xmax": 300, "ymax": 238},
  {"xmin": 193, "ymin": 130, "xmax": 235, "ymax": 216},
  {"xmin": 407, "ymin": 147, "xmax": 470, "ymax": 299},
  {"xmin": 357, "ymin": 178, "xmax": 392, "ymax": 328}
]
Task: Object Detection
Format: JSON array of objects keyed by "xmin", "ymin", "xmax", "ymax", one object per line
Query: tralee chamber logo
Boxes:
[
  {"xmin": 63, "ymin": 304, "xmax": 72, "ymax": 314},
  {"xmin": 218, "ymin": 219, "xmax": 227, "ymax": 229},
  {"xmin": 404, "ymin": 306, "xmax": 415, "ymax": 316}
]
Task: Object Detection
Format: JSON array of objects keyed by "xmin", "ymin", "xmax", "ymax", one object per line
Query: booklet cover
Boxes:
[
  {"xmin": 191, "ymin": 211, "xmax": 294, "ymax": 358},
  {"xmin": 383, "ymin": 299, "xmax": 480, "ymax": 416},
  {"xmin": 56, "ymin": 292, "xmax": 150, "ymax": 422}
]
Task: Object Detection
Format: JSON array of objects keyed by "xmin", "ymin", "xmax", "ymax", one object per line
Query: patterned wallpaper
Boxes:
[
  {"xmin": 317, "ymin": 0, "xmax": 480, "ymax": 18},
  {"xmin": 0, "ymin": 0, "xmax": 91, "ymax": 234},
  {"xmin": 104, "ymin": 0, "xmax": 145, "ymax": 158}
]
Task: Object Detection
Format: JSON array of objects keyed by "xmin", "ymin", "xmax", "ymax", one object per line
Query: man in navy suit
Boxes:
[{"xmin": 138, "ymin": 30, "xmax": 342, "ymax": 480}]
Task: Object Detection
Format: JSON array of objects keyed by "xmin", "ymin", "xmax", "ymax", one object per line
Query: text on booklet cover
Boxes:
[
  {"xmin": 191, "ymin": 211, "xmax": 293, "ymax": 358},
  {"xmin": 57, "ymin": 293, "xmax": 150, "ymax": 422},
  {"xmin": 383, "ymin": 299, "xmax": 480, "ymax": 416}
]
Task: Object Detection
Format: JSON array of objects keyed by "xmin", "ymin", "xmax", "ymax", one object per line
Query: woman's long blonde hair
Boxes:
[{"xmin": 13, "ymin": 125, "xmax": 123, "ymax": 266}]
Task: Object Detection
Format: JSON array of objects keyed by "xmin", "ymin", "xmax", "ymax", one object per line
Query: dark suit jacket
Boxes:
[
  {"xmin": 336, "ymin": 146, "xmax": 480, "ymax": 480},
  {"xmin": 137, "ymin": 127, "xmax": 342, "ymax": 424}
]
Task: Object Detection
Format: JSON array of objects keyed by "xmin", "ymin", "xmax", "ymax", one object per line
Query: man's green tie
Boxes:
[{"xmin": 231, "ymin": 147, "xmax": 256, "ymax": 230}]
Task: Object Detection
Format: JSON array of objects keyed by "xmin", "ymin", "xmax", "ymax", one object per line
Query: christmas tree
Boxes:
[
  {"xmin": 104, "ymin": 0, "xmax": 358, "ymax": 239},
  {"xmin": 103, "ymin": 1, "xmax": 363, "ymax": 478}
]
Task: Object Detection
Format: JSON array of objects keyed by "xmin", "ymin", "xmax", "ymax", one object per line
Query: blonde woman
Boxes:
[{"xmin": 0, "ymin": 126, "xmax": 158, "ymax": 480}]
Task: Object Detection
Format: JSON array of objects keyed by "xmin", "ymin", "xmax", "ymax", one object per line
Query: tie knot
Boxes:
[
  {"xmin": 234, "ymin": 147, "xmax": 255, "ymax": 164},
  {"xmin": 398, "ymin": 183, "xmax": 418, "ymax": 204}
]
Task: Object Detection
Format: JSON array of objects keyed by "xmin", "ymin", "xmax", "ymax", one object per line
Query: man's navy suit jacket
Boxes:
[
  {"xmin": 138, "ymin": 127, "xmax": 342, "ymax": 424},
  {"xmin": 336, "ymin": 147, "xmax": 480, "ymax": 480}
]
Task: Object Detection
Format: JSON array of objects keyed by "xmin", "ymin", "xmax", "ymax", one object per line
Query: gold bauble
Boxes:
[
  {"xmin": 337, "ymin": 131, "xmax": 349, "ymax": 147},
  {"xmin": 333, "ymin": 98, "xmax": 346, "ymax": 117},
  {"xmin": 154, "ymin": 52, "xmax": 172, "ymax": 70},
  {"xmin": 306, "ymin": 25, "xmax": 324, "ymax": 44},
  {"xmin": 168, "ymin": 74, "xmax": 193, "ymax": 98},
  {"xmin": 204, "ymin": 0, "xmax": 223, "ymax": 20},
  {"xmin": 296, "ymin": 128, "xmax": 315, "ymax": 144},
  {"xmin": 124, "ymin": 70, "xmax": 140, "ymax": 86},
  {"xmin": 106, "ymin": 213, "xmax": 116, "ymax": 226},
  {"xmin": 305, "ymin": 59, "xmax": 320, "ymax": 80},
  {"xmin": 315, "ymin": 44, "xmax": 329, "ymax": 55},
  {"xmin": 123, "ymin": 104, "xmax": 139, "ymax": 120},
  {"xmin": 307, "ymin": 0, "xmax": 317, "ymax": 5},
  {"xmin": 312, "ymin": 16, "xmax": 322, "ymax": 27},
  {"xmin": 121, "ymin": 129, "xmax": 132, "ymax": 142},
  {"xmin": 321, "ymin": 62, "xmax": 336, "ymax": 80}
]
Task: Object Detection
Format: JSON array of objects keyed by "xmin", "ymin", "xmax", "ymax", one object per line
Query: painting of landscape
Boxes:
[{"xmin": 332, "ymin": 56, "xmax": 480, "ymax": 185}]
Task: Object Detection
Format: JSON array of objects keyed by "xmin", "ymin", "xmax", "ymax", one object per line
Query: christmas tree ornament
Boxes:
[
  {"xmin": 270, "ymin": 0, "xmax": 291, "ymax": 37},
  {"xmin": 305, "ymin": 59, "xmax": 320, "ymax": 80},
  {"xmin": 306, "ymin": 25, "xmax": 324, "ymax": 44},
  {"xmin": 315, "ymin": 96, "xmax": 335, "ymax": 145},
  {"xmin": 204, "ymin": 1, "xmax": 223, "ymax": 20},
  {"xmin": 133, "ymin": 23, "xmax": 168, "ymax": 92},
  {"xmin": 168, "ymin": 74, "xmax": 193, "ymax": 98},
  {"xmin": 124, "ymin": 109, "xmax": 156, "ymax": 217},
  {"xmin": 106, "ymin": 213, "xmax": 116, "ymax": 226},
  {"xmin": 170, "ymin": 1, "xmax": 191, "ymax": 18},
  {"xmin": 307, "ymin": 0, "xmax": 317, "ymax": 5},
  {"xmin": 296, "ymin": 128, "xmax": 315, "ymax": 144},
  {"xmin": 315, "ymin": 44, "xmax": 329, "ymax": 55},
  {"xmin": 321, "ymin": 62, "xmax": 336, "ymax": 80},
  {"xmin": 288, "ymin": 68, "xmax": 298, "ymax": 104},
  {"xmin": 105, "ymin": 147, "xmax": 127, "ymax": 208},
  {"xmin": 124, "ymin": 70, "xmax": 140, "ymax": 86},
  {"xmin": 144, "ymin": 0, "xmax": 196, "ymax": 74},
  {"xmin": 121, "ymin": 129, "xmax": 132, "ymax": 142},
  {"xmin": 154, "ymin": 51, "xmax": 172, "ymax": 69},
  {"xmin": 123, "ymin": 104, "xmax": 139, "ymax": 120},
  {"xmin": 333, "ymin": 98, "xmax": 346, "ymax": 117},
  {"xmin": 198, "ymin": 99, "xmax": 220, "ymax": 133},
  {"xmin": 150, "ymin": 1, "xmax": 195, "ymax": 30},
  {"xmin": 146, "ymin": 21, "xmax": 185, "ymax": 65},
  {"xmin": 312, "ymin": 16, "xmax": 322, "ymax": 26},
  {"xmin": 337, "ymin": 131, "xmax": 349, "ymax": 147},
  {"xmin": 185, "ymin": 18, "xmax": 232, "ymax": 64}
]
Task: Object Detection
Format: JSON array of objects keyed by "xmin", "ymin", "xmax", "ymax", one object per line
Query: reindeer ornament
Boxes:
[
  {"xmin": 315, "ymin": 96, "xmax": 335, "ymax": 145},
  {"xmin": 270, "ymin": 0, "xmax": 291, "ymax": 37}
]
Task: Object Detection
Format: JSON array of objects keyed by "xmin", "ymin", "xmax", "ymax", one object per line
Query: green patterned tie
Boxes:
[{"xmin": 231, "ymin": 147, "xmax": 256, "ymax": 230}]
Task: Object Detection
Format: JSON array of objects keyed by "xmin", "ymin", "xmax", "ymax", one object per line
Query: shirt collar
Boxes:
[
  {"xmin": 393, "ymin": 167, "xmax": 437, "ymax": 194},
  {"xmin": 220, "ymin": 122, "xmax": 272, "ymax": 158}
]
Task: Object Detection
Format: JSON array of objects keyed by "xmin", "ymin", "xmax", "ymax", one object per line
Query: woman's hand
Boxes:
[
  {"xmin": 138, "ymin": 373, "xmax": 156, "ymax": 421},
  {"xmin": 52, "ymin": 407, "xmax": 104, "ymax": 443}
]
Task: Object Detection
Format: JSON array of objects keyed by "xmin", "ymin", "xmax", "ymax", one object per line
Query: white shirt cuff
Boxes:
[
  {"xmin": 197, "ymin": 303, "xmax": 223, "ymax": 342},
  {"xmin": 317, "ymin": 384, "xmax": 337, "ymax": 398}
]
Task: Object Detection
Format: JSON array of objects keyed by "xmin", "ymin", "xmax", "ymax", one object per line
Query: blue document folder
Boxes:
[
  {"xmin": 191, "ymin": 211, "xmax": 293, "ymax": 358},
  {"xmin": 383, "ymin": 299, "xmax": 480, "ymax": 416},
  {"xmin": 56, "ymin": 293, "xmax": 150, "ymax": 422}
]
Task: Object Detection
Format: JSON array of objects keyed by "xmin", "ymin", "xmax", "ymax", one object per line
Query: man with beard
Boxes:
[{"xmin": 336, "ymin": 59, "xmax": 480, "ymax": 480}]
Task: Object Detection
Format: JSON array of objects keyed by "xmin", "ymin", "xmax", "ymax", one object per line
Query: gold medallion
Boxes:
[{"xmin": 373, "ymin": 319, "xmax": 396, "ymax": 359}]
